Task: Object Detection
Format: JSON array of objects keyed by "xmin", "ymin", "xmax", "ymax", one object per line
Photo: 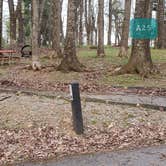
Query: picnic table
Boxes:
[{"xmin": 0, "ymin": 49, "xmax": 20, "ymax": 65}]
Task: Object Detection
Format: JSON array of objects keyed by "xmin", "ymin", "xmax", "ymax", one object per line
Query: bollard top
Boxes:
[{"xmin": 71, "ymin": 81, "xmax": 79, "ymax": 85}]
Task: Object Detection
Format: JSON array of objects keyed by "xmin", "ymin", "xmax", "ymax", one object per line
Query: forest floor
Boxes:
[
  {"xmin": 0, "ymin": 47, "xmax": 166, "ymax": 95},
  {"xmin": 0, "ymin": 47, "xmax": 166, "ymax": 165}
]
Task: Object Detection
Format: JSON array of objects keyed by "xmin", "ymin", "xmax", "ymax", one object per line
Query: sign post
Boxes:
[{"xmin": 70, "ymin": 82, "xmax": 84, "ymax": 135}]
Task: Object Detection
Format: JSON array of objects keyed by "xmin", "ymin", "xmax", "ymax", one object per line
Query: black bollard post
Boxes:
[{"xmin": 70, "ymin": 82, "xmax": 84, "ymax": 135}]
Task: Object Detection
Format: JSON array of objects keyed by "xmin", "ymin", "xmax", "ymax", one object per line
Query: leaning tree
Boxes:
[{"xmin": 114, "ymin": 0, "xmax": 157, "ymax": 77}]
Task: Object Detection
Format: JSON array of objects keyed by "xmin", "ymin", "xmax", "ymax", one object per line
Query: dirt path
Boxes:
[
  {"xmin": 0, "ymin": 91, "xmax": 166, "ymax": 130},
  {"xmin": 22, "ymin": 145, "xmax": 166, "ymax": 166}
]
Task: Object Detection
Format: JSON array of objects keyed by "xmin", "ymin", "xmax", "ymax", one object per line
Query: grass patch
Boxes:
[
  {"xmin": 103, "ymin": 74, "xmax": 142, "ymax": 87},
  {"xmin": 151, "ymin": 49, "xmax": 166, "ymax": 63},
  {"xmin": 78, "ymin": 47, "xmax": 166, "ymax": 65},
  {"xmin": 78, "ymin": 47, "xmax": 166, "ymax": 88}
]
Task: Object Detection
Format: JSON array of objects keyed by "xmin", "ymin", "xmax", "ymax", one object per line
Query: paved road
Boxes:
[{"xmin": 20, "ymin": 145, "xmax": 166, "ymax": 166}]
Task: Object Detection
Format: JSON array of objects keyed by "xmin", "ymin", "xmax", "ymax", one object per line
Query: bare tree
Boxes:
[
  {"xmin": 8, "ymin": 0, "xmax": 17, "ymax": 46},
  {"xmin": 79, "ymin": 0, "xmax": 84, "ymax": 46},
  {"xmin": 107, "ymin": 0, "xmax": 112, "ymax": 45},
  {"xmin": 0, "ymin": 0, "xmax": 3, "ymax": 50},
  {"xmin": 52, "ymin": 0, "xmax": 62, "ymax": 57},
  {"xmin": 60, "ymin": 0, "xmax": 65, "ymax": 44},
  {"xmin": 157, "ymin": 0, "xmax": 165, "ymax": 48},
  {"xmin": 17, "ymin": 0, "xmax": 24, "ymax": 46},
  {"xmin": 97, "ymin": 0, "xmax": 105, "ymax": 57},
  {"xmin": 32, "ymin": 0, "xmax": 41, "ymax": 70},
  {"xmin": 85, "ymin": 0, "xmax": 94, "ymax": 45},
  {"xmin": 118, "ymin": 0, "xmax": 131, "ymax": 57},
  {"xmin": 57, "ymin": 0, "xmax": 84, "ymax": 72},
  {"xmin": 114, "ymin": 0, "xmax": 157, "ymax": 77}
]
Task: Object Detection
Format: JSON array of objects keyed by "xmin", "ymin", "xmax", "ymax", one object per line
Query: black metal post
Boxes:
[{"xmin": 70, "ymin": 82, "xmax": 84, "ymax": 134}]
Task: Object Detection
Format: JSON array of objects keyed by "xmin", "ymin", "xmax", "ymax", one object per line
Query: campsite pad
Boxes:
[{"xmin": 0, "ymin": 92, "xmax": 166, "ymax": 165}]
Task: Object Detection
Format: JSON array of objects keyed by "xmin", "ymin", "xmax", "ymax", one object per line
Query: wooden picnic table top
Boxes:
[{"xmin": 0, "ymin": 50, "xmax": 17, "ymax": 53}]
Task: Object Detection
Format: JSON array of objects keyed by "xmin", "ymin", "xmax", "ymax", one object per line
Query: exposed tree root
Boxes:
[
  {"xmin": 32, "ymin": 61, "xmax": 42, "ymax": 71},
  {"xmin": 112, "ymin": 63, "xmax": 159, "ymax": 78},
  {"xmin": 57, "ymin": 59, "xmax": 85, "ymax": 72}
]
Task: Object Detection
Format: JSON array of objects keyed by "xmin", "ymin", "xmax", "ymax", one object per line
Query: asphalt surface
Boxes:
[{"xmin": 20, "ymin": 145, "xmax": 166, "ymax": 166}]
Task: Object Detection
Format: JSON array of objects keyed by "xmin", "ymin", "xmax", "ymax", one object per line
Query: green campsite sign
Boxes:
[{"xmin": 130, "ymin": 18, "xmax": 158, "ymax": 39}]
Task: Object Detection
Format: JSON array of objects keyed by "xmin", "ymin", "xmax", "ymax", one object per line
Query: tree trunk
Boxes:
[
  {"xmin": 85, "ymin": 0, "xmax": 92, "ymax": 45},
  {"xmin": 79, "ymin": 0, "xmax": 84, "ymax": 46},
  {"xmin": 39, "ymin": 0, "xmax": 46, "ymax": 28},
  {"xmin": 97, "ymin": 0, "xmax": 105, "ymax": 57},
  {"xmin": 95, "ymin": 28, "xmax": 97, "ymax": 46},
  {"xmin": 114, "ymin": 0, "xmax": 156, "ymax": 77},
  {"xmin": 8, "ymin": 0, "xmax": 17, "ymax": 46},
  {"xmin": 84, "ymin": 0, "xmax": 88, "ymax": 44},
  {"xmin": 23, "ymin": 0, "xmax": 31, "ymax": 43},
  {"xmin": 60, "ymin": 0, "xmax": 64, "ymax": 44},
  {"xmin": 157, "ymin": 0, "xmax": 165, "ymax": 49},
  {"xmin": 32, "ymin": 0, "xmax": 41, "ymax": 70},
  {"xmin": 57, "ymin": 0, "xmax": 84, "ymax": 72},
  {"xmin": 114, "ymin": 14, "xmax": 121, "ymax": 47},
  {"xmin": 164, "ymin": 22, "xmax": 166, "ymax": 48},
  {"xmin": 107, "ymin": 0, "xmax": 112, "ymax": 45},
  {"xmin": 118, "ymin": 0, "xmax": 131, "ymax": 57},
  {"xmin": 0, "ymin": 0, "xmax": 3, "ymax": 50},
  {"xmin": 90, "ymin": 1, "xmax": 95, "ymax": 45},
  {"xmin": 88, "ymin": 0, "xmax": 92, "ymax": 45},
  {"xmin": 38, "ymin": 0, "xmax": 46, "ymax": 46},
  {"xmin": 52, "ymin": 0, "xmax": 62, "ymax": 58},
  {"xmin": 17, "ymin": 0, "xmax": 24, "ymax": 46}
]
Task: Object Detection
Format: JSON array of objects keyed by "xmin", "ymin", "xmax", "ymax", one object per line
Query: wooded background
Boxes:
[{"xmin": 0, "ymin": 0, "xmax": 165, "ymax": 73}]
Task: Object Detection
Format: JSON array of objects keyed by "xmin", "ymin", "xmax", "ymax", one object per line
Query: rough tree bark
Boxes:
[
  {"xmin": 84, "ymin": 0, "xmax": 88, "ymax": 44},
  {"xmin": 85, "ymin": 0, "xmax": 93, "ymax": 45},
  {"xmin": 38, "ymin": 0, "xmax": 46, "ymax": 46},
  {"xmin": 17, "ymin": 0, "xmax": 24, "ymax": 46},
  {"xmin": 164, "ymin": 22, "xmax": 166, "ymax": 48},
  {"xmin": 8, "ymin": 0, "xmax": 17, "ymax": 46},
  {"xmin": 57, "ymin": 0, "xmax": 84, "ymax": 72},
  {"xmin": 0, "ymin": 0, "xmax": 3, "ymax": 50},
  {"xmin": 114, "ymin": 15, "xmax": 120, "ymax": 46},
  {"xmin": 79, "ymin": 0, "xmax": 84, "ymax": 46},
  {"xmin": 114, "ymin": 0, "xmax": 157, "ymax": 77},
  {"xmin": 157, "ymin": 0, "xmax": 165, "ymax": 49},
  {"xmin": 39, "ymin": 0, "xmax": 46, "ymax": 28},
  {"xmin": 90, "ymin": 1, "xmax": 95, "ymax": 45},
  {"xmin": 97, "ymin": 0, "xmax": 105, "ymax": 57},
  {"xmin": 107, "ymin": 0, "xmax": 112, "ymax": 45},
  {"xmin": 32, "ymin": 0, "xmax": 41, "ymax": 70},
  {"xmin": 60, "ymin": 0, "xmax": 64, "ymax": 44},
  {"xmin": 52, "ymin": 0, "xmax": 62, "ymax": 58},
  {"xmin": 95, "ymin": 28, "xmax": 97, "ymax": 46},
  {"xmin": 118, "ymin": 0, "xmax": 131, "ymax": 57}
]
